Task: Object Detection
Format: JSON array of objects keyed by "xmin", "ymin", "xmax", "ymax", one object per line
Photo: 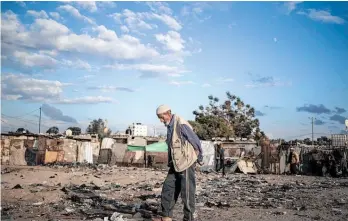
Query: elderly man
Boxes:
[{"xmin": 153, "ymin": 105, "xmax": 203, "ymax": 221}]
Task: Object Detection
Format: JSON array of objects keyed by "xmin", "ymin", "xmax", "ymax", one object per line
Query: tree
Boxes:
[
  {"xmin": 46, "ymin": 126, "xmax": 59, "ymax": 134},
  {"xmin": 190, "ymin": 92, "xmax": 264, "ymax": 140},
  {"xmin": 86, "ymin": 118, "xmax": 112, "ymax": 139},
  {"xmin": 16, "ymin": 128, "xmax": 30, "ymax": 134},
  {"xmin": 67, "ymin": 127, "xmax": 81, "ymax": 135}
]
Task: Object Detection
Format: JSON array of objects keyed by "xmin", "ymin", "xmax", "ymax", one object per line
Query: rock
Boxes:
[
  {"xmin": 32, "ymin": 202, "xmax": 44, "ymax": 206},
  {"xmin": 12, "ymin": 184, "xmax": 23, "ymax": 189},
  {"xmin": 110, "ymin": 212, "xmax": 125, "ymax": 221},
  {"xmin": 65, "ymin": 207, "xmax": 75, "ymax": 213},
  {"xmin": 92, "ymin": 219, "xmax": 103, "ymax": 221},
  {"xmin": 133, "ymin": 212, "xmax": 143, "ymax": 218},
  {"xmin": 332, "ymin": 208, "xmax": 342, "ymax": 214}
]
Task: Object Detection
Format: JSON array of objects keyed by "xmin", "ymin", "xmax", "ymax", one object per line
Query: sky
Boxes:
[{"xmin": 1, "ymin": 1, "xmax": 348, "ymax": 140}]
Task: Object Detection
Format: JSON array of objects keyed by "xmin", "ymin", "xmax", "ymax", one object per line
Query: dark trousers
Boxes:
[
  {"xmin": 290, "ymin": 163, "xmax": 298, "ymax": 174},
  {"xmin": 161, "ymin": 163, "xmax": 196, "ymax": 221}
]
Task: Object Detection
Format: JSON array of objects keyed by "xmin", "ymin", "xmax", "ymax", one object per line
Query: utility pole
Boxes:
[
  {"xmin": 39, "ymin": 107, "xmax": 42, "ymax": 134},
  {"xmin": 309, "ymin": 117, "xmax": 316, "ymax": 147}
]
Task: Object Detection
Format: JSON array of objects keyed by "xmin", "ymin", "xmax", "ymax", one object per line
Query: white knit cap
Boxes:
[{"xmin": 156, "ymin": 104, "xmax": 171, "ymax": 115}]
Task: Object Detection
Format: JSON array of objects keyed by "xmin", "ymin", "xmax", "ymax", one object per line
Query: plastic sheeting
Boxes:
[
  {"xmin": 199, "ymin": 141, "xmax": 215, "ymax": 171},
  {"xmin": 146, "ymin": 142, "xmax": 167, "ymax": 152},
  {"xmin": 127, "ymin": 145, "xmax": 145, "ymax": 151}
]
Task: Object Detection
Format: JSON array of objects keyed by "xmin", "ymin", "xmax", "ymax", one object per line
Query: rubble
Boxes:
[{"xmin": 2, "ymin": 165, "xmax": 348, "ymax": 221}]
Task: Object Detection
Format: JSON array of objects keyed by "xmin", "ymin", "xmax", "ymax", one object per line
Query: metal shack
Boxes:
[{"xmin": 214, "ymin": 138, "xmax": 259, "ymax": 174}]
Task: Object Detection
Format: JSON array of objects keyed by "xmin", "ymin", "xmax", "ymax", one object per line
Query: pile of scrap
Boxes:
[
  {"xmin": 302, "ymin": 147, "xmax": 348, "ymax": 177},
  {"xmin": 214, "ymin": 140, "xmax": 260, "ymax": 175}
]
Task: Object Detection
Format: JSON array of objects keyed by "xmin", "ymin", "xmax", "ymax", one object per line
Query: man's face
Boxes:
[{"xmin": 157, "ymin": 112, "xmax": 171, "ymax": 126}]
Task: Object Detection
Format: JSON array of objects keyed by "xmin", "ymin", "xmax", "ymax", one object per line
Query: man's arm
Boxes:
[{"xmin": 180, "ymin": 124, "xmax": 203, "ymax": 162}]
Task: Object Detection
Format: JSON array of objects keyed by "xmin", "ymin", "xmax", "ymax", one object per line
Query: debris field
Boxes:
[{"xmin": 1, "ymin": 164, "xmax": 348, "ymax": 221}]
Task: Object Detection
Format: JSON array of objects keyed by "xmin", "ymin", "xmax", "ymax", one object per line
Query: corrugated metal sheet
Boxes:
[
  {"xmin": 58, "ymin": 139, "xmax": 77, "ymax": 163},
  {"xmin": 1, "ymin": 139, "xmax": 10, "ymax": 165},
  {"xmin": 113, "ymin": 143, "xmax": 127, "ymax": 163},
  {"xmin": 101, "ymin": 138, "xmax": 115, "ymax": 149},
  {"xmin": 84, "ymin": 142, "xmax": 93, "ymax": 163},
  {"xmin": 9, "ymin": 139, "xmax": 26, "ymax": 166},
  {"xmin": 77, "ymin": 141, "xmax": 94, "ymax": 163}
]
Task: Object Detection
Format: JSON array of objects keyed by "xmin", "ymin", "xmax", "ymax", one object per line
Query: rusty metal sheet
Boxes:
[
  {"xmin": 36, "ymin": 150, "xmax": 45, "ymax": 165},
  {"xmin": 58, "ymin": 139, "xmax": 77, "ymax": 162},
  {"xmin": 98, "ymin": 149, "xmax": 112, "ymax": 164},
  {"xmin": 123, "ymin": 151, "xmax": 145, "ymax": 165},
  {"xmin": 146, "ymin": 152, "xmax": 167, "ymax": 166},
  {"xmin": 44, "ymin": 150, "xmax": 58, "ymax": 164}
]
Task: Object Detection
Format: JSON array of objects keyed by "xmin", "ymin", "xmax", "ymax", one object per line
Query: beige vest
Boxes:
[{"xmin": 171, "ymin": 115, "xmax": 198, "ymax": 172}]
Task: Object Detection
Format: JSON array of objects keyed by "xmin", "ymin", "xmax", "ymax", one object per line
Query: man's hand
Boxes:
[{"xmin": 195, "ymin": 150, "xmax": 204, "ymax": 165}]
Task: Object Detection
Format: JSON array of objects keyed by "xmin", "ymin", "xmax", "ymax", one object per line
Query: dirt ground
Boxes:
[{"xmin": 1, "ymin": 165, "xmax": 348, "ymax": 221}]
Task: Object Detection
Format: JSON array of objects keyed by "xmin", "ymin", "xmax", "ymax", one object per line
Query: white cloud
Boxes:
[
  {"xmin": 155, "ymin": 31, "xmax": 185, "ymax": 52},
  {"xmin": 39, "ymin": 50, "xmax": 58, "ymax": 57},
  {"xmin": 170, "ymin": 80, "xmax": 195, "ymax": 87},
  {"xmin": 13, "ymin": 51, "xmax": 58, "ymax": 69},
  {"xmin": 109, "ymin": 12, "xmax": 122, "ymax": 24},
  {"xmin": 146, "ymin": 2, "xmax": 173, "ymax": 15},
  {"xmin": 1, "ymin": 12, "xmax": 159, "ymax": 61},
  {"xmin": 49, "ymin": 12, "xmax": 61, "ymax": 20},
  {"xmin": 27, "ymin": 10, "xmax": 49, "ymax": 19},
  {"xmin": 97, "ymin": 1, "xmax": 117, "ymax": 9},
  {"xmin": 284, "ymin": 1, "xmax": 303, "ymax": 14},
  {"xmin": 61, "ymin": 59, "xmax": 92, "ymax": 71},
  {"xmin": 202, "ymin": 83, "xmax": 212, "ymax": 88},
  {"xmin": 75, "ymin": 1, "xmax": 98, "ymax": 12},
  {"xmin": 58, "ymin": 4, "xmax": 95, "ymax": 25},
  {"xmin": 87, "ymin": 86, "xmax": 134, "ymax": 93},
  {"xmin": 245, "ymin": 81, "xmax": 292, "ymax": 88},
  {"xmin": 298, "ymin": 9, "xmax": 345, "ymax": 24},
  {"xmin": 180, "ymin": 3, "xmax": 212, "ymax": 23},
  {"xmin": 110, "ymin": 9, "xmax": 181, "ymax": 31},
  {"xmin": 1, "ymin": 74, "xmax": 115, "ymax": 105},
  {"xmin": 150, "ymin": 13, "xmax": 182, "ymax": 30},
  {"xmin": 16, "ymin": 1, "xmax": 26, "ymax": 7},
  {"xmin": 104, "ymin": 63, "xmax": 188, "ymax": 78},
  {"xmin": 56, "ymin": 96, "xmax": 114, "ymax": 104},
  {"xmin": 120, "ymin": 25, "xmax": 130, "ymax": 33},
  {"xmin": 1, "ymin": 74, "xmax": 69, "ymax": 101}
]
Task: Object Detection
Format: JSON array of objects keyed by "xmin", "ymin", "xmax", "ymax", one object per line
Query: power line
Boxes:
[{"xmin": 3, "ymin": 108, "xmax": 40, "ymax": 119}]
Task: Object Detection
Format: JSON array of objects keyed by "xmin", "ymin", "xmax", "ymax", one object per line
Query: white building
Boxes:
[{"xmin": 132, "ymin": 123, "xmax": 148, "ymax": 137}]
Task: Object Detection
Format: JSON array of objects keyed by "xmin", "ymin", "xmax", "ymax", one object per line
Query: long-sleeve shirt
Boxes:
[{"xmin": 166, "ymin": 115, "xmax": 203, "ymax": 165}]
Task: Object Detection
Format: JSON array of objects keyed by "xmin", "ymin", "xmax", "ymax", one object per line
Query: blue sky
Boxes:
[{"xmin": 1, "ymin": 1, "xmax": 348, "ymax": 140}]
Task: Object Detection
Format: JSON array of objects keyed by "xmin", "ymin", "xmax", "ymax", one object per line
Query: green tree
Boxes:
[
  {"xmin": 190, "ymin": 92, "xmax": 264, "ymax": 140},
  {"xmin": 67, "ymin": 127, "xmax": 81, "ymax": 135},
  {"xmin": 86, "ymin": 118, "xmax": 112, "ymax": 139},
  {"xmin": 46, "ymin": 126, "xmax": 59, "ymax": 134},
  {"xmin": 16, "ymin": 128, "xmax": 30, "ymax": 134}
]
